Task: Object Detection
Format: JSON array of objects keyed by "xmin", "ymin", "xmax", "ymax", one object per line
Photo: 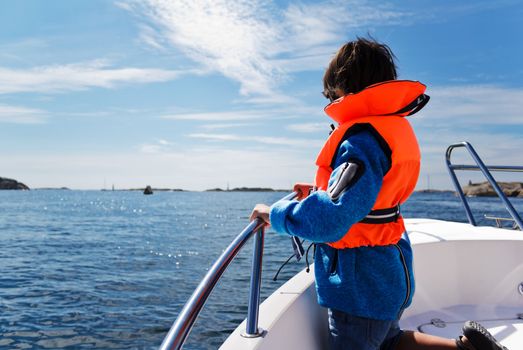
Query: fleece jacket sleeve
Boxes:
[{"xmin": 269, "ymin": 130, "xmax": 391, "ymax": 243}]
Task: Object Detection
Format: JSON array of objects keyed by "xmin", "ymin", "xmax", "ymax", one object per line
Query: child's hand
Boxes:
[
  {"xmin": 249, "ymin": 204, "xmax": 271, "ymax": 226},
  {"xmin": 293, "ymin": 182, "xmax": 314, "ymax": 200}
]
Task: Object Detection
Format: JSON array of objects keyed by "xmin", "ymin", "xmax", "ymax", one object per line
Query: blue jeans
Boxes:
[{"xmin": 328, "ymin": 308, "xmax": 402, "ymax": 350}]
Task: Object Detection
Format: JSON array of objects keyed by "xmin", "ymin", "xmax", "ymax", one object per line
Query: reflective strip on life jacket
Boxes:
[{"xmin": 360, "ymin": 205, "xmax": 400, "ymax": 224}]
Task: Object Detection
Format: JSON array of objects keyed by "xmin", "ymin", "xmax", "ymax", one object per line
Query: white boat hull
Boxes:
[{"xmin": 221, "ymin": 219, "xmax": 523, "ymax": 349}]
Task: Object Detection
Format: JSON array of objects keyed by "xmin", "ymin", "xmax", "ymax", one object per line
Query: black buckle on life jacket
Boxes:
[
  {"xmin": 359, "ymin": 205, "xmax": 401, "ymax": 224},
  {"xmin": 329, "ymin": 123, "xmax": 336, "ymax": 135},
  {"xmin": 384, "ymin": 94, "xmax": 430, "ymax": 117}
]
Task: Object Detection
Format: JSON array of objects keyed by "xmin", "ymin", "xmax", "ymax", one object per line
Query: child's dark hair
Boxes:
[{"xmin": 323, "ymin": 38, "xmax": 397, "ymax": 100}]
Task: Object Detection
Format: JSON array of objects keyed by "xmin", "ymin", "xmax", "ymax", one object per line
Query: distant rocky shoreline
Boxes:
[
  {"xmin": 0, "ymin": 177, "xmax": 29, "ymax": 190},
  {"xmin": 415, "ymin": 189, "xmax": 453, "ymax": 194},
  {"xmin": 205, "ymin": 187, "xmax": 288, "ymax": 192},
  {"xmin": 6, "ymin": 177, "xmax": 520, "ymax": 197},
  {"xmin": 462, "ymin": 181, "xmax": 523, "ymax": 197},
  {"xmin": 113, "ymin": 188, "xmax": 185, "ymax": 192}
]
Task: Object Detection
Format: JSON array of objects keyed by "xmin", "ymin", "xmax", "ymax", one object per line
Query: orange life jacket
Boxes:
[{"xmin": 315, "ymin": 80, "xmax": 427, "ymax": 249}]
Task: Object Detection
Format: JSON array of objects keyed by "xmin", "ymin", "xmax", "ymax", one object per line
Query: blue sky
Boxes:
[{"xmin": 1, "ymin": 0, "xmax": 522, "ymax": 190}]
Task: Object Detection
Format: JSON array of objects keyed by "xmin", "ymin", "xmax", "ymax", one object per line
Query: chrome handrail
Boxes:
[
  {"xmin": 445, "ymin": 141, "xmax": 523, "ymax": 230},
  {"xmin": 159, "ymin": 192, "xmax": 297, "ymax": 350}
]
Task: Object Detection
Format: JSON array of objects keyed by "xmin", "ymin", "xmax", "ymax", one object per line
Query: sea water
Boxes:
[{"xmin": 1, "ymin": 190, "xmax": 522, "ymax": 350}]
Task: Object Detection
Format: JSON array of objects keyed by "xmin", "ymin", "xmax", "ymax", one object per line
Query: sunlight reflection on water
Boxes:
[{"xmin": 0, "ymin": 191, "xmax": 521, "ymax": 349}]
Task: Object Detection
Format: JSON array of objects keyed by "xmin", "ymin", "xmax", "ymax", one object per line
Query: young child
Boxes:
[{"xmin": 250, "ymin": 38, "xmax": 508, "ymax": 350}]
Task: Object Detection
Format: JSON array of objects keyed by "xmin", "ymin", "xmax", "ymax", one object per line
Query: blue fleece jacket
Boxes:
[{"xmin": 270, "ymin": 130, "xmax": 415, "ymax": 320}]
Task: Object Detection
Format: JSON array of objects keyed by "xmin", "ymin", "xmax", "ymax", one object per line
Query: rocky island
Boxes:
[
  {"xmin": 0, "ymin": 177, "xmax": 30, "ymax": 190},
  {"xmin": 206, "ymin": 187, "xmax": 287, "ymax": 192},
  {"xmin": 462, "ymin": 181, "xmax": 522, "ymax": 197},
  {"xmin": 416, "ymin": 189, "xmax": 454, "ymax": 194}
]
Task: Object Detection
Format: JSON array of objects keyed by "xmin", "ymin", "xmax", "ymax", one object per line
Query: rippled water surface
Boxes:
[{"xmin": 1, "ymin": 190, "xmax": 522, "ymax": 349}]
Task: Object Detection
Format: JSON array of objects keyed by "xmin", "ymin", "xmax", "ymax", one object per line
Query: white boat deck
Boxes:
[
  {"xmin": 221, "ymin": 219, "xmax": 523, "ymax": 349},
  {"xmin": 401, "ymin": 219, "xmax": 523, "ymax": 349},
  {"xmin": 405, "ymin": 218, "xmax": 523, "ymax": 244}
]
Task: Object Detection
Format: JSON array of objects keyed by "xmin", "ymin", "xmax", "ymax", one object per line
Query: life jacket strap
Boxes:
[{"xmin": 360, "ymin": 205, "xmax": 401, "ymax": 224}]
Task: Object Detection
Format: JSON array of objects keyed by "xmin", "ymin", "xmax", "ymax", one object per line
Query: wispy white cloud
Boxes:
[
  {"xmin": 188, "ymin": 132, "xmax": 322, "ymax": 148},
  {"xmin": 123, "ymin": 0, "xmax": 411, "ymax": 99},
  {"xmin": 415, "ymin": 128, "xmax": 523, "ymax": 190},
  {"xmin": 419, "ymin": 84, "xmax": 523, "ymax": 125},
  {"xmin": 137, "ymin": 24, "xmax": 166, "ymax": 51},
  {"xmin": 287, "ymin": 122, "xmax": 326, "ymax": 133},
  {"xmin": 127, "ymin": 1, "xmax": 281, "ymax": 97},
  {"xmin": 282, "ymin": 2, "xmax": 407, "ymax": 53},
  {"xmin": 0, "ymin": 104, "xmax": 47, "ymax": 124},
  {"xmin": 408, "ymin": 84, "xmax": 523, "ymax": 189},
  {"xmin": 0, "ymin": 60, "xmax": 182, "ymax": 94},
  {"xmin": 161, "ymin": 105, "xmax": 320, "ymax": 121},
  {"xmin": 161, "ymin": 110, "xmax": 268, "ymax": 121},
  {"xmin": 160, "ymin": 105, "xmax": 327, "ymax": 123},
  {"xmin": 138, "ymin": 139, "xmax": 175, "ymax": 154},
  {"xmin": 114, "ymin": 1, "xmax": 133, "ymax": 12},
  {"xmin": 241, "ymin": 94, "xmax": 302, "ymax": 106},
  {"xmin": 201, "ymin": 122, "xmax": 255, "ymax": 130}
]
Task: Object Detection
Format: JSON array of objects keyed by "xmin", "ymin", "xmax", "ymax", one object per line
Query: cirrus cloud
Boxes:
[
  {"xmin": 0, "ymin": 104, "xmax": 47, "ymax": 124},
  {"xmin": 0, "ymin": 60, "xmax": 183, "ymax": 94},
  {"xmin": 121, "ymin": 0, "xmax": 412, "ymax": 98}
]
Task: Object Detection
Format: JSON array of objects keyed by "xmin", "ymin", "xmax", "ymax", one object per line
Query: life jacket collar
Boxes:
[{"xmin": 324, "ymin": 80, "xmax": 427, "ymax": 124}]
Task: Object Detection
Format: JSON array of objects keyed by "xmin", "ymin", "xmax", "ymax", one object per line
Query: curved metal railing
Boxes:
[
  {"xmin": 445, "ymin": 141, "xmax": 523, "ymax": 230},
  {"xmin": 159, "ymin": 192, "xmax": 297, "ymax": 350}
]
